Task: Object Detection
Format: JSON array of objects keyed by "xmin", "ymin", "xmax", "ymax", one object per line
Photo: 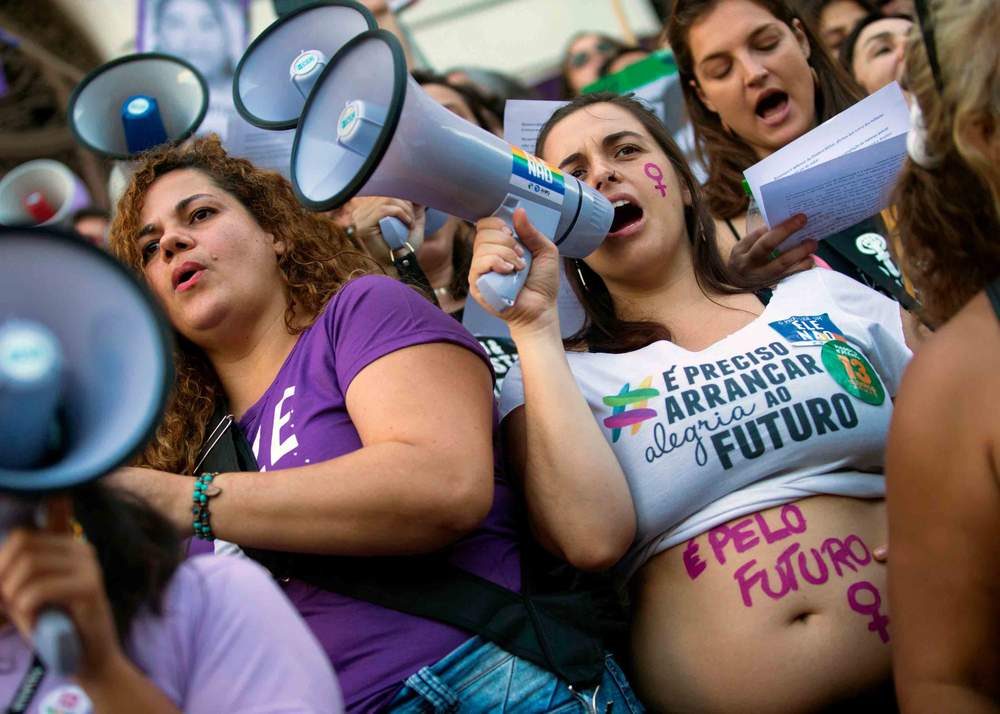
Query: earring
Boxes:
[
  {"xmin": 810, "ymin": 66, "xmax": 819, "ymax": 87},
  {"xmin": 575, "ymin": 259, "xmax": 589, "ymax": 290}
]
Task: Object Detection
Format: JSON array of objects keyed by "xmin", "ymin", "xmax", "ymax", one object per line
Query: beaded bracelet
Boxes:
[{"xmin": 192, "ymin": 472, "xmax": 221, "ymax": 541}]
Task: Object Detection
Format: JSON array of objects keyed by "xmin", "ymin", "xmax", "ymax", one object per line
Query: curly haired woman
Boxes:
[{"xmin": 105, "ymin": 136, "xmax": 640, "ymax": 713}]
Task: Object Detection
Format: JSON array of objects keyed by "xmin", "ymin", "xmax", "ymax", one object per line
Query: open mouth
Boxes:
[
  {"xmin": 755, "ymin": 90, "xmax": 789, "ymax": 120},
  {"xmin": 173, "ymin": 265, "xmax": 205, "ymax": 291},
  {"xmin": 609, "ymin": 199, "xmax": 644, "ymax": 234}
]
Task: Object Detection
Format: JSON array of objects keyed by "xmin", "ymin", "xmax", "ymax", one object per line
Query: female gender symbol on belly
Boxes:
[
  {"xmin": 644, "ymin": 163, "xmax": 667, "ymax": 197},
  {"xmin": 847, "ymin": 581, "xmax": 890, "ymax": 643}
]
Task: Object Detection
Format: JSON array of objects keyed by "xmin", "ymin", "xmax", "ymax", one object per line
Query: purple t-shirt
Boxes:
[
  {"xmin": 0, "ymin": 556, "xmax": 342, "ymax": 713},
  {"xmin": 219, "ymin": 276, "xmax": 521, "ymax": 713}
]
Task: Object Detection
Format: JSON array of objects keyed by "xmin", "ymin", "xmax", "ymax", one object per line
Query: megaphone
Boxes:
[
  {"xmin": 0, "ymin": 160, "xmax": 92, "ymax": 228},
  {"xmin": 233, "ymin": 1, "xmax": 377, "ymax": 130},
  {"xmin": 0, "ymin": 226, "xmax": 172, "ymax": 674},
  {"xmin": 68, "ymin": 53, "xmax": 209, "ymax": 159},
  {"xmin": 291, "ymin": 30, "xmax": 614, "ymax": 312}
]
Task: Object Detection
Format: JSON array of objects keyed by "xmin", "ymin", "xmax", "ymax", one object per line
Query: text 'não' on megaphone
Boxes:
[
  {"xmin": 0, "ymin": 226, "xmax": 173, "ymax": 676},
  {"xmin": 68, "ymin": 53, "xmax": 209, "ymax": 160},
  {"xmin": 290, "ymin": 30, "xmax": 614, "ymax": 312},
  {"xmin": 0, "ymin": 160, "xmax": 92, "ymax": 229}
]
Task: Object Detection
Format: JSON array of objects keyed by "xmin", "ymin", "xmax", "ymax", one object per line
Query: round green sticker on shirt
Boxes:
[{"xmin": 821, "ymin": 340, "xmax": 885, "ymax": 405}]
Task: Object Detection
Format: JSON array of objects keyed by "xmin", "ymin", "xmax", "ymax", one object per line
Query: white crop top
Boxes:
[{"xmin": 499, "ymin": 269, "xmax": 911, "ymax": 579}]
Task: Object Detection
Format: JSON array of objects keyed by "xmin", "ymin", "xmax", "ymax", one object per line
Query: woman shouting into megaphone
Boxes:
[{"xmin": 470, "ymin": 93, "xmax": 912, "ymax": 714}]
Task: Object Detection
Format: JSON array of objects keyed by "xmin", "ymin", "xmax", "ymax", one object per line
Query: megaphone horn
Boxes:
[
  {"xmin": 291, "ymin": 30, "xmax": 614, "ymax": 312},
  {"xmin": 68, "ymin": 53, "xmax": 209, "ymax": 160},
  {"xmin": 233, "ymin": 0, "xmax": 378, "ymax": 130},
  {"xmin": 0, "ymin": 161, "xmax": 92, "ymax": 229},
  {"xmin": 0, "ymin": 226, "xmax": 172, "ymax": 676}
]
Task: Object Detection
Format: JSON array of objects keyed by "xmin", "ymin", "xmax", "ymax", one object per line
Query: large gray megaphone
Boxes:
[
  {"xmin": 234, "ymin": 1, "xmax": 439, "ymax": 251},
  {"xmin": 291, "ymin": 30, "xmax": 613, "ymax": 312},
  {"xmin": 233, "ymin": 1, "xmax": 377, "ymax": 130},
  {"xmin": 68, "ymin": 53, "xmax": 209, "ymax": 159},
  {"xmin": 0, "ymin": 226, "xmax": 172, "ymax": 675},
  {"xmin": 0, "ymin": 160, "xmax": 92, "ymax": 228}
]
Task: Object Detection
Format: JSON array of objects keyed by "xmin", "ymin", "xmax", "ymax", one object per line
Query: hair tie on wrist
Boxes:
[{"xmin": 192, "ymin": 472, "xmax": 221, "ymax": 541}]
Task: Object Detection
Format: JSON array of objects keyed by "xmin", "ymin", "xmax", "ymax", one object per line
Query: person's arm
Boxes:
[
  {"xmin": 886, "ymin": 319, "xmax": 1000, "ymax": 714},
  {"xmin": 0, "ymin": 531, "xmax": 181, "ymax": 714},
  {"xmin": 471, "ymin": 210, "xmax": 636, "ymax": 571},
  {"xmin": 112, "ymin": 340, "xmax": 496, "ymax": 556}
]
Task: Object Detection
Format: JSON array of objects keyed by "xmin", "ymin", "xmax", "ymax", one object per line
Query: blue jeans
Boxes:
[{"xmin": 387, "ymin": 636, "xmax": 644, "ymax": 713}]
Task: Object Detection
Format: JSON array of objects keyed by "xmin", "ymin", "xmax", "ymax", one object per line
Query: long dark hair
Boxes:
[
  {"xmin": 72, "ymin": 482, "xmax": 183, "ymax": 640},
  {"xmin": 667, "ymin": 0, "xmax": 864, "ymax": 219},
  {"xmin": 535, "ymin": 93, "xmax": 763, "ymax": 354}
]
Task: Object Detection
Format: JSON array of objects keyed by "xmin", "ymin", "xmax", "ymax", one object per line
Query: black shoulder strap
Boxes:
[
  {"xmin": 284, "ymin": 553, "xmax": 608, "ymax": 688},
  {"xmin": 196, "ymin": 401, "xmax": 608, "ymax": 688},
  {"xmin": 986, "ymin": 276, "xmax": 1000, "ymax": 322}
]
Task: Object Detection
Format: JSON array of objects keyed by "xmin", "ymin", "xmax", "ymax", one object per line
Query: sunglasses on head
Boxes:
[{"xmin": 569, "ymin": 40, "xmax": 617, "ymax": 68}]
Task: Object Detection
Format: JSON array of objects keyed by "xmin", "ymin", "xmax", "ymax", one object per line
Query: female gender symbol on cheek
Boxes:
[
  {"xmin": 644, "ymin": 163, "xmax": 668, "ymax": 197},
  {"xmin": 847, "ymin": 581, "xmax": 890, "ymax": 643}
]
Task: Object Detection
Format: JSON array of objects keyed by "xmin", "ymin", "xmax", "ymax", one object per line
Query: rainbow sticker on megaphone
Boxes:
[{"xmin": 510, "ymin": 147, "xmax": 564, "ymax": 207}]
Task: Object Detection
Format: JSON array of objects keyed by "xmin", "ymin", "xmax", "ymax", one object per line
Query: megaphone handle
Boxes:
[
  {"xmin": 30, "ymin": 497, "xmax": 82, "ymax": 676},
  {"xmin": 33, "ymin": 609, "xmax": 82, "ymax": 676},
  {"xmin": 476, "ymin": 196, "xmax": 533, "ymax": 313},
  {"xmin": 378, "ymin": 216, "xmax": 410, "ymax": 251}
]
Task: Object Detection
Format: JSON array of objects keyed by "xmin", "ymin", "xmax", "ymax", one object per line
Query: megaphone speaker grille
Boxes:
[
  {"xmin": 233, "ymin": 1, "xmax": 377, "ymax": 130},
  {"xmin": 291, "ymin": 30, "xmax": 407, "ymax": 211},
  {"xmin": 0, "ymin": 227, "xmax": 173, "ymax": 492},
  {"xmin": 68, "ymin": 53, "xmax": 209, "ymax": 160}
]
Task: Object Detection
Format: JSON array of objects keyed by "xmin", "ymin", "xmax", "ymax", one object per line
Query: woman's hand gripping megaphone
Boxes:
[{"xmin": 469, "ymin": 208, "xmax": 562, "ymax": 336}]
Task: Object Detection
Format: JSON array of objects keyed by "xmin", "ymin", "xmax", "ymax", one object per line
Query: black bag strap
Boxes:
[
  {"xmin": 195, "ymin": 403, "xmax": 608, "ymax": 687},
  {"xmin": 285, "ymin": 553, "xmax": 607, "ymax": 687}
]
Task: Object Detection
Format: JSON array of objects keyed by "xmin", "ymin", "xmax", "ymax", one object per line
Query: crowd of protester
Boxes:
[{"xmin": 4, "ymin": 0, "xmax": 998, "ymax": 711}]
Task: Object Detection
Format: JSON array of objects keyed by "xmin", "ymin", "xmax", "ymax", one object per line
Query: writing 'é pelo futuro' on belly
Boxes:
[{"xmin": 681, "ymin": 503, "xmax": 890, "ymax": 641}]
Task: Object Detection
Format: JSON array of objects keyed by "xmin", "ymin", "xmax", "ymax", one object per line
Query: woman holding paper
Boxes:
[
  {"xmin": 470, "ymin": 92, "xmax": 914, "ymax": 712},
  {"xmin": 666, "ymin": 0, "xmax": 913, "ymax": 306}
]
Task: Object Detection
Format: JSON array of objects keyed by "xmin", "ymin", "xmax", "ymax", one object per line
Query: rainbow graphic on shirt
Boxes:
[{"xmin": 602, "ymin": 376, "xmax": 659, "ymax": 442}]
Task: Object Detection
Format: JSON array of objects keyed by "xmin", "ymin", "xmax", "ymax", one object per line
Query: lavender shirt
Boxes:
[
  {"xmin": 0, "ymin": 556, "xmax": 342, "ymax": 713},
  {"xmin": 208, "ymin": 276, "xmax": 522, "ymax": 713}
]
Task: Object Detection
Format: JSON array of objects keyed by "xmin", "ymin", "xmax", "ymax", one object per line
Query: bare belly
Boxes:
[{"xmin": 629, "ymin": 495, "xmax": 891, "ymax": 714}]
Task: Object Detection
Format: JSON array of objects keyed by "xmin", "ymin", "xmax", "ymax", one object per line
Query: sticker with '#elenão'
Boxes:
[{"xmin": 821, "ymin": 340, "xmax": 885, "ymax": 405}]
